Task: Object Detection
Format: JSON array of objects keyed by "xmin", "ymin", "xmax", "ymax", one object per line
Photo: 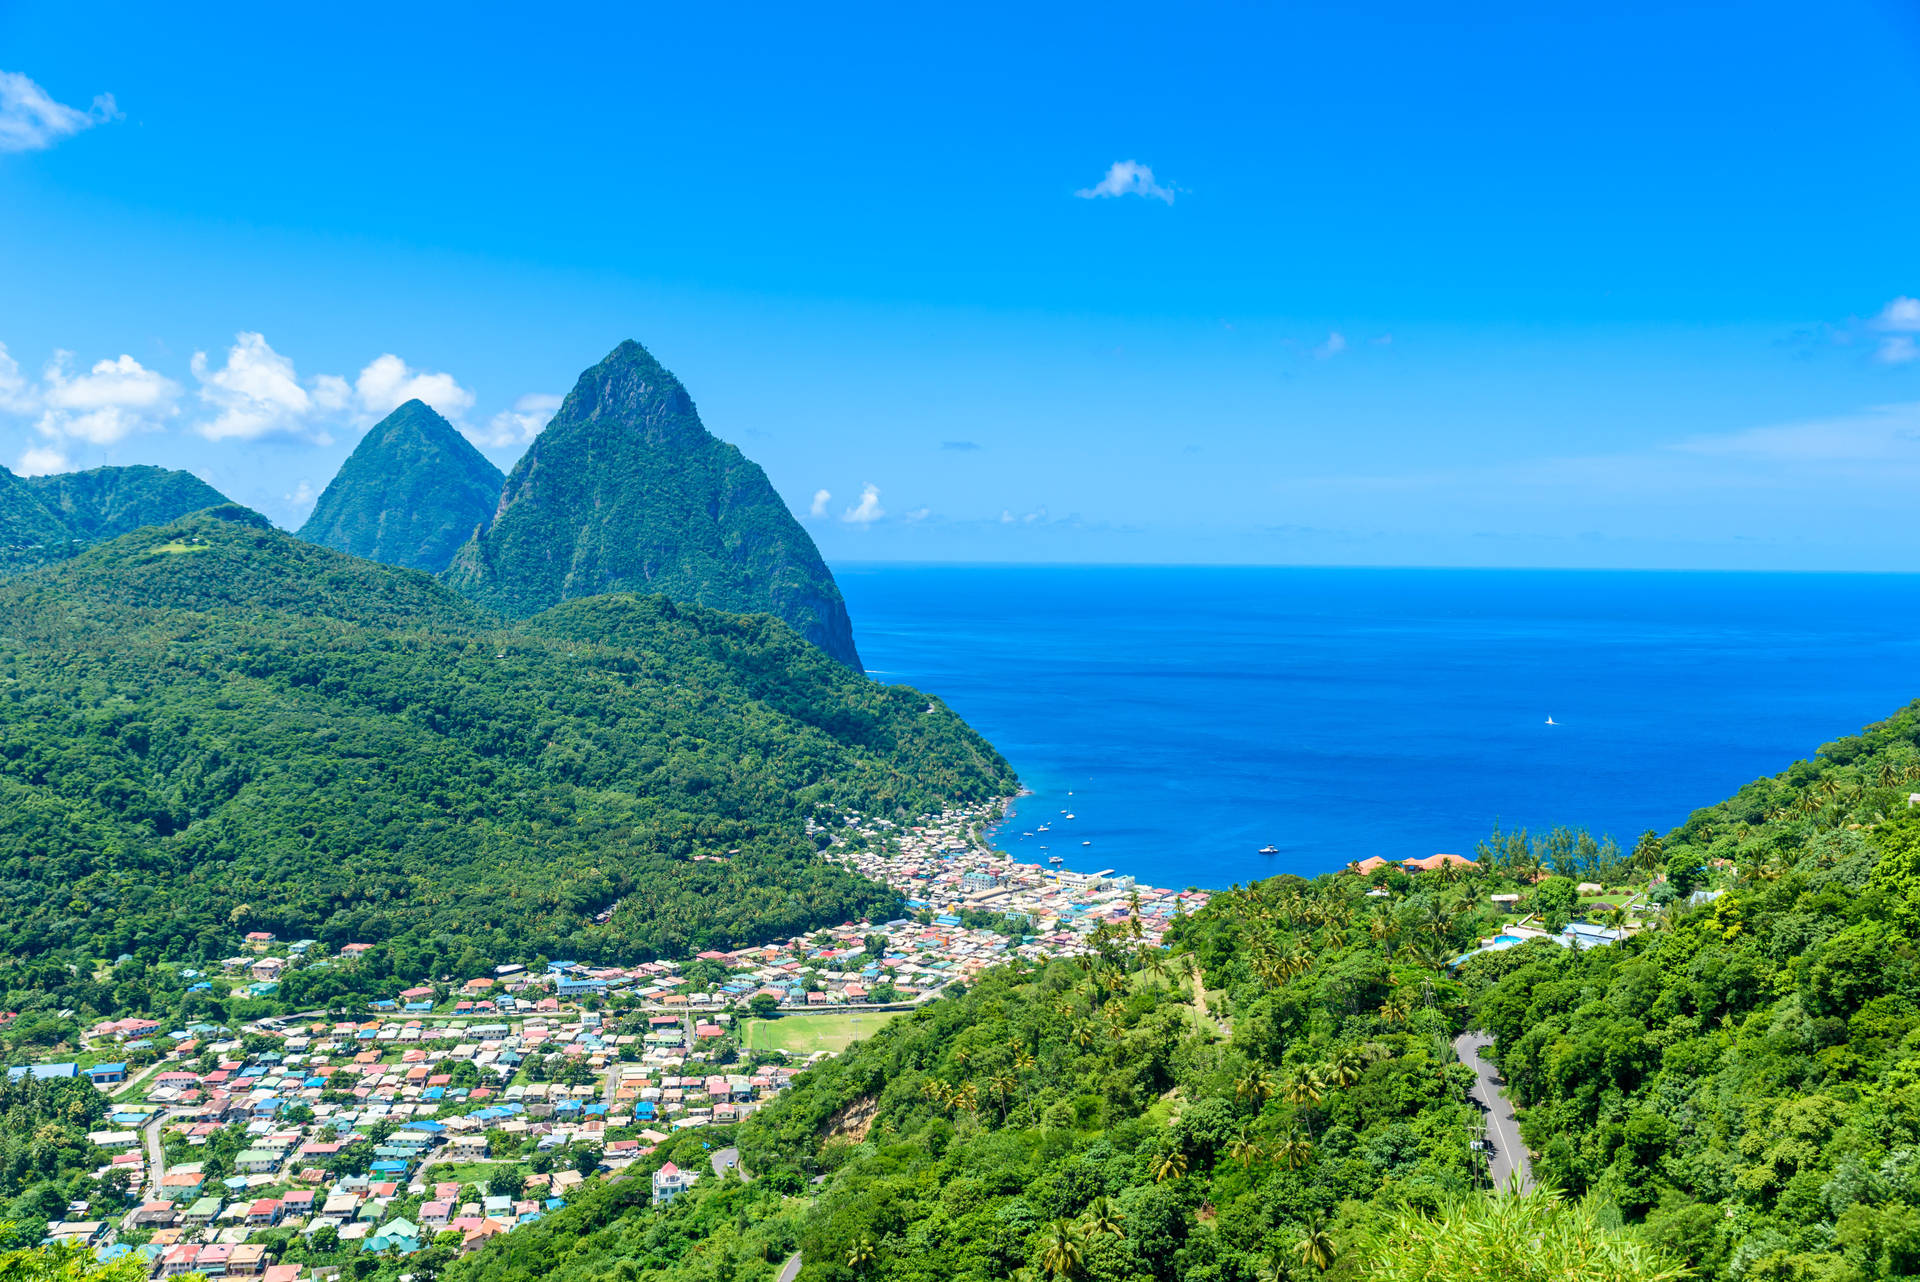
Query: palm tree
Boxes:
[
  {"xmin": 1071, "ymin": 1023, "xmax": 1096, "ymax": 1051},
  {"xmin": 1295, "ymin": 1214, "xmax": 1336, "ymax": 1273},
  {"xmin": 1254, "ymin": 1253, "xmax": 1290, "ymax": 1282},
  {"xmin": 1878, "ymin": 762, "xmax": 1898, "ymax": 789},
  {"xmin": 1282, "ymin": 1065, "xmax": 1325, "ymax": 1128},
  {"xmin": 1152, "ymin": 1148, "xmax": 1188, "ymax": 1183},
  {"xmin": 1235, "ymin": 1068, "xmax": 1278, "ymax": 1104},
  {"xmin": 1378, "ymin": 998, "xmax": 1410, "ymax": 1026},
  {"xmin": 1274, "ymin": 1126, "xmax": 1314, "ymax": 1170},
  {"xmin": 846, "ymin": 1235, "xmax": 877, "ymax": 1272},
  {"xmin": 1227, "ymin": 1124, "xmax": 1264, "ymax": 1170},
  {"xmin": 1324, "ymin": 1046, "xmax": 1365, "ymax": 1089},
  {"xmin": 1081, "ymin": 1195, "xmax": 1125, "ymax": 1238},
  {"xmin": 1036, "ymin": 1220, "xmax": 1084, "ymax": 1280}
]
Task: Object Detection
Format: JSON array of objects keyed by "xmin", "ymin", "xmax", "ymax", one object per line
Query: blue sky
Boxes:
[{"xmin": 4, "ymin": 0, "xmax": 1920, "ymax": 567}]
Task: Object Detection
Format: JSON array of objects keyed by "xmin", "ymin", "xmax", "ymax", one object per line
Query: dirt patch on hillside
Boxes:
[{"xmin": 824, "ymin": 1095, "xmax": 880, "ymax": 1143}]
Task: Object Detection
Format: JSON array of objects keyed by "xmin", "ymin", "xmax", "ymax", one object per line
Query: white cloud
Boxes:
[
  {"xmin": 905, "ymin": 507, "xmax": 931, "ymax": 523},
  {"xmin": 1878, "ymin": 336, "xmax": 1919, "ymax": 366},
  {"xmin": 470, "ymin": 393, "xmax": 561, "ymax": 448},
  {"xmin": 15, "ymin": 445, "xmax": 66, "ymax": 475},
  {"xmin": 353, "ymin": 353, "xmax": 475, "ymax": 422},
  {"xmin": 0, "ymin": 71, "xmax": 117, "ymax": 154},
  {"xmin": 285, "ymin": 480, "xmax": 316, "ymax": 511},
  {"xmin": 1874, "ymin": 297, "xmax": 1920, "ymax": 331},
  {"xmin": 191, "ymin": 332, "xmax": 318, "ymax": 441},
  {"xmin": 0, "ymin": 342, "xmax": 32, "ymax": 414},
  {"xmin": 311, "ymin": 374, "xmax": 352, "ymax": 413},
  {"xmin": 1315, "ymin": 331, "xmax": 1348, "ymax": 359},
  {"xmin": 809, "ymin": 488, "xmax": 832, "ymax": 518},
  {"xmin": 842, "ymin": 484, "xmax": 884, "ymax": 524},
  {"xmin": 1076, "ymin": 160, "xmax": 1176, "ymax": 204},
  {"xmin": 37, "ymin": 351, "xmax": 179, "ymax": 445}
]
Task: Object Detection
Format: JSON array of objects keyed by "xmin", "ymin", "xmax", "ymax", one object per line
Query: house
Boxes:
[
  {"xmin": 198, "ymin": 1244, "xmax": 234, "ymax": 1276},
  {"xmin": 651, "ymin": 1162, "xmax": 697, "ymax": 1205},
  {"xmin": 227, "ymin": 1244, "xmax": 268, "ymax": 1278},
  {"xmin": 160, "ymin": 1171, "xmax": 205, "ymax": 1201},
  {"xmin": 236, "ymin": 1149, "xmax": 283, "ymax": 1174},
  {"xmin": 244, "ymin": 931, "xmax": 276, "ymax": 951},
  {"xmin": 246, "ymin": 1198, "xmax": 283, "ymax": 1226},
  {"xmin": 85, "ymin": 1063, "xmax": 128, "ymax": 1086},
  {"xmin": 159, "ymin": 1244, "xmax": 203, "ymax": 1277},
  {"xmin": 181, "ymin": 1196, "xmax": 223, "ymax": 1227}
]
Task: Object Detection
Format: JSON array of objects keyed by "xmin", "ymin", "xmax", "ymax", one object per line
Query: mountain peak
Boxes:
[
  {"xmin": 298, "ymin": 399, "xmax": 505, "ymax": 574},
  {"xmin": 442, "ymin": 342, "xmax": 864, "ymax": 669}
]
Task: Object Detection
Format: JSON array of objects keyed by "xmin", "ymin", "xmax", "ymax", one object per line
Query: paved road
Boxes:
[
  {"xmin": 709, "ymin": 1146, "xmax": 748, "ymax": 1180},
  {"xmin": 775, "ymin": 1252, "xmax": 802, "ymax": 1282},
  {"xmin": 142, "ymin": 1107, "xmax": 197, "ymax": 1197},
  {"xmin": 1453, "ymin": 1031, "xmax": 1533, "ymax": 1191}
]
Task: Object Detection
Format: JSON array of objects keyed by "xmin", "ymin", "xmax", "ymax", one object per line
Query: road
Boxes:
[
  {"xmin": 1453, "ymin": 1031, "xmax": 1533, "ymax": 1191},
  {"xmin": 142, "ymin": 1107, "xmax": 197, "ymax": 1197},
  {"xmin": 775, "ymin": 1252, "xmax": 802, "ymax": 1282},
  {"xmin": 709, "ymin": 1146, "xmax": 749, "ymax": 1181}
]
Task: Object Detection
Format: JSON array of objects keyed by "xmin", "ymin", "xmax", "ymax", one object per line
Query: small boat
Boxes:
[
  {"xmin": 1082, "ymin": 840, "xmax": 1092, "ymax": 846},
  {"xmin": 1545, "ymin": 715, "xmax": 1557, "ymax": 725},
  {"xmin": 1064, "ymin": 813, "xmax": 1076, "ymax": 820},
  {"xmin": 1258, "ymin": 845, "xmax": 1280, "ymax": 855},
  {"xmin": 1049, "ymin": 855, "xmax": 1063, "ymax": 865}
]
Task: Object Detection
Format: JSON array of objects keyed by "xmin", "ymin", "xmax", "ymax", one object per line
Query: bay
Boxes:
[{"xmin": 834, "ymin": 564, "xmax": 1920, "ymax": 891}]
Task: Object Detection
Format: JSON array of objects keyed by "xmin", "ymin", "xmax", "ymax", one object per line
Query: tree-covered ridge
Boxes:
[
  {"xmin": 451, "ymin": 863, "xmax": 1686, "ymax": 1282},
  {"xmin": 297, "ymin": 398, "xmax": 506, "ymax": 573},
  {"xmin": 0, "ymin": 463, "xmax": 229, "ymax": 576},
  {"xmin": 442, "ymin": 340, "xmax": 864, "ymax": 669},
  {"xmin": 0, "ymin": 507, "xmax": 1013, "ymax": 970},
  {"xmin": 1464, "ymin": 704, "xmax": 1920, "ymax": 1281}
]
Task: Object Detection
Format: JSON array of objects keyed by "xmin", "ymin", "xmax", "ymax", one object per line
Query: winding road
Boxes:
[{"xmin": 1453, "ymin": 1031, "xmax": 1533, "ymax": 1191}]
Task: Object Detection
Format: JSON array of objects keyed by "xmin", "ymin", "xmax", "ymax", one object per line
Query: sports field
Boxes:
[{"xmin": 740, "ymin": 1010, "xmax": 902, "ymax": 1055}]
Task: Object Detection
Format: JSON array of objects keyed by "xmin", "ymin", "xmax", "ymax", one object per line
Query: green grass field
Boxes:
[{"xmin": 741, "ymin": 1010, "xmax": 901, "ymax": 1055}]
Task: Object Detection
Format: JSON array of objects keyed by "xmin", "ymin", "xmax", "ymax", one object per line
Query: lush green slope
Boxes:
[
  {"xmin": 0, "ymin": 463, "xmax": 229, "ymax": 576},
  {"xmin": 298, "ymin": 398, "xmax": 505, "ymax": 573},
  {"xmin": 1469, "ymin": 703, "xmax": 1920, "ymax": 1281},
  {"xmin": 27, "ymin": 465, "xmax": 229, "ymax": 541},
  {"xmin": 452, "ymin": 868, "xmax": 1683, "ymax": 1282},
  {"xmin": 0, "ymin": 505, "xmax": 1012, "ymax": 969},
  {"xmin": 442, "ymin": 341, "xmax": 864, "ymax": 669}
]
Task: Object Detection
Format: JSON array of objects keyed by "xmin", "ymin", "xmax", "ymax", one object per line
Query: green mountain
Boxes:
[
  {"xmin": 442, "ymin": 341, "xmax": 863, "ymax": 669},
  {"xmin": 0, "ymin": 462, "xmax": 229, "ymax": 575},
  {"xmin": 297, "ymin": 399, "xmax": 506, "ymax": 573},
  {"xmin": 26, "ymin": 464, "xmax": 230, "ymax": 541},
  {"xmin": 444, "ymin": 705, "xmax": 1920, "ymax": 1282},
  {"xmin": 0, "ymin": 505, "xmax": 1012, "ymax": 968}
]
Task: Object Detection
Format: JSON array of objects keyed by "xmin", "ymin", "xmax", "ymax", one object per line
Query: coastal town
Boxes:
[{"xmin": 13, "ymin": 804, "xmax": 1215, "ymax": 1276}]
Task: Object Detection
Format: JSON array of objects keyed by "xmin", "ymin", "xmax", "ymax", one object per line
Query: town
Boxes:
[{"xmin": 13, "ymin": 805, "xmax": 1212, "ymax": 1278}]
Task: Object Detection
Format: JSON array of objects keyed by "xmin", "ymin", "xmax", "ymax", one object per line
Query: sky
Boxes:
[{"xmin": 3, "ymin": 0, "xmax": 1920, "ymax": 568}]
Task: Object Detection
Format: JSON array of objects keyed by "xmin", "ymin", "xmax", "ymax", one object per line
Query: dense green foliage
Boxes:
[
  {"xmin": 1470, "ymin": 702, "xmax": 1920, "ymax": 1281},
  {"xmin": 0, "ymin": 464, "xmax": 227, "ymax": 576},
  {"xmin": 0, "ymin": 1076, "xmax": 121, "ymax": 1242},
  {"xmin": 450, "ymin": 867, "xmax": 1660, "ymax": 1282},
  {"xmin": 298, "ymin": 398, "xmax": 506, "ymax": 573},
  {"xmin": 0, "ymin": 506, "xmax": 1011, "ymax": 969},
  {"xmin": 442, "ymin": 341, "xmax": 864, "ymax": 669},
  {"xmin": 1353, "ymin": 1187, "xmax": 1685, "ymax": 1282}
]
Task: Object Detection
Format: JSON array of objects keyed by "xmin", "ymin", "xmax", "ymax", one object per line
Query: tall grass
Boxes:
[{"xmin": 1355, "ymin": 1185, "xmax": 1689, "ymax": 1282}]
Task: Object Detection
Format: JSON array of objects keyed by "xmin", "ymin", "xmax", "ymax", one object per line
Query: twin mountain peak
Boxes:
[
  {"xmin": 0, "ymin": 340, "xmax": 861, "ymax": 669},
  {"xmin": 303, "ymin": 340, "xmax": 862, "ymax": 669}
]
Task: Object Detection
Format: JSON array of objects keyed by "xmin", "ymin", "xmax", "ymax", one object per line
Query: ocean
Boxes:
[{"xmin": 834, "ymin": 564, "xmax": 1920, "ymax": 892}]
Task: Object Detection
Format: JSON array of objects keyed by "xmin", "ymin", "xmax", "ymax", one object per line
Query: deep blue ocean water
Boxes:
[{"xmin": 834, "ymin": 565, "xmax": 1920, "ymax": 892}]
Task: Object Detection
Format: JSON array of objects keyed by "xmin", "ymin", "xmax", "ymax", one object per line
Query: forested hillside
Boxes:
[
  {"xmin": 443, "ymin": 702, "xmax": 1920, "ymax": 1282},
  {"xmin": 442, "ymin": 341, "xmax": 865, "ymax": 669},
  {"xmin": 450, "ymin": 861, "xmax": 1686, "ymax": 1282},
  {"xmin": 0, "ymin": 463, "xmax": 228, "ymax": 576},
  {"xmin": 0, "ymin": 505, "xmax": 1013, "ymax": 971},
  {"xmin": 1470, "ymin": 701, "xmax": 1920, "ymax": 1280},
  {"xmin": 297, "ymin": 398, "xmax": 505, "ymax": 573}
]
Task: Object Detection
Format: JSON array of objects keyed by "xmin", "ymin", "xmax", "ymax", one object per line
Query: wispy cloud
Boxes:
[
  {"xmin": 472, "ymin": 393, "xmax": 561, "ymax": 448},
  {"xmin": 1314, "ymin": 331, "xmax": 1348, "ymax": 360},
  {"xmin": 1867, "ymin": 296, "xmax": 1920, "ymax": 364},
  {"xmin": 809, "ymin": 488, "xmax": 831, "ymax": 518},
  {"xmin": 1076, "ymin": 160, "xmax": 1176, "ymax": 204},
  {"xmin": 0, "ymin": 71, "xmax": 118, "ymax": 154},
  {"xmin": 842, "ymin": 484, "xmax": 884, "ymax": 524}
]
